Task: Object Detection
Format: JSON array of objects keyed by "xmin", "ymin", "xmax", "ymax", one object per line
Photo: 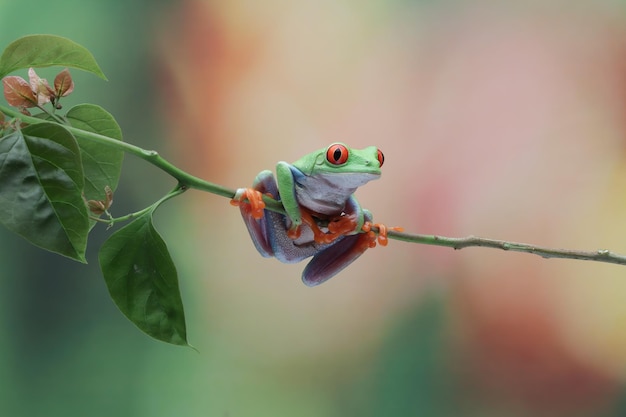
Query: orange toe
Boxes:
[{"xmin": 231, "ymin": 188, "xmax": 266, "ymax": 219}]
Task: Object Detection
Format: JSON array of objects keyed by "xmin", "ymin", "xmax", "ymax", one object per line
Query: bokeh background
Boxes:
[{"xmin": 3, "ymin": 0, "xmax": 626, "ymax": 415}]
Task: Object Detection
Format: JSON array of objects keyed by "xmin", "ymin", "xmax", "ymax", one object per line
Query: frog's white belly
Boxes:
[{"xmin": 294, "ymin": 172, "xmax": 379, "ymax": 215}]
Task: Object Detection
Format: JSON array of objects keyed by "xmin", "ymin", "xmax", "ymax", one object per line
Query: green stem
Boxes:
[
  {"xmin": 3, "ymin": 104, "xmax": 626, "ymax": 268},
  {"xmin": 35, "ymin": 103, "xmax": 64, "ymax": 124},
  {"xmin": 0, "ymin": 104, "xmax": 284, "ymax": 212},
  {"xmin": 108, "ymin": 184, "xmax": 188, "ymax": 225},
  {"xmin": 383, "ymin": 230, "xmax": 626, "ymax": 266}
]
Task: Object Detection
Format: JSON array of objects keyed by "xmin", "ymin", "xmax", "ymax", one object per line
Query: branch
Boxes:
[
  {"xmin": 3, "ymin": 104, "xmax": 626, "ymax": 268},
  {"xmin": 385, "ymin": 230, "xmax": 626, "ymax": 266}
]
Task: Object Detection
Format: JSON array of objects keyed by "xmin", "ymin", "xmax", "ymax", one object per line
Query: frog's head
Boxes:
[{"xmin": 293, "ymin": 143, "xmax": 384, "ymax": 187}]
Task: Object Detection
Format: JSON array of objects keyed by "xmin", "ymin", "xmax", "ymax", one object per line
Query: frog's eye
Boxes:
[
  {"xmin": 326, "ymin": 144, "xmax": 349, "ymax": 165},
  {"xmin": 377, "ymin": 149, "xmax": 384, "ymax": 167}
]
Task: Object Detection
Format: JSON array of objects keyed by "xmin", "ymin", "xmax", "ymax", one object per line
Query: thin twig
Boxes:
[{"xmin": 385, "ymin": 230, "xmax": 626, "ymax": 266}]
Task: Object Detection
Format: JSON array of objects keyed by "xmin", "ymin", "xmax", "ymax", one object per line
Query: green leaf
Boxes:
[
  {"xmin": 98, "ymin": 211, "xmax": 188, "ymax": 346},
  {"xmin": 0, "ymin": 35, "xmax": 106, "ymax": 80},
  {"xmin": 0, "ymin": 122, "xmax": 89, "ymax": 262},
  {"xmin": 65, "ymin": 104, "xmax": 124, "ymax": 201}
]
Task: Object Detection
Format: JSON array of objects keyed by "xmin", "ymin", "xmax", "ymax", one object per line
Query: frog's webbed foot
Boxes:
[
  {"xmin": 361, "ymin": 221, "xmax": 404, "ymax": 247},
  {"xmin": 301, "ymin": 219, "xmax": 403, "ymax": 286},
  {"xmin": 231, "ymin": 173, "xmax": 280, "ymax": 258},
  {"xmin": 230, "ymin": 188, "xmax": 267, "ymax": 220},
  {"xmin": 297, "ymin": 208, "xmax": 359, "ymax": 245},
  {"xmin": 328, "ymin": 214, "xmax": 360, "ymax": 236},
  {"xmin": 300, "ymin": 209, "xmax": 371, "ymax": 286}
]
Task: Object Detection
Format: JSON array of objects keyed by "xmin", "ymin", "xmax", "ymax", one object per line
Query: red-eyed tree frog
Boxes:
[{"xmin": 232, "ymin": 143, "xmax": 398, "ymax": 286}]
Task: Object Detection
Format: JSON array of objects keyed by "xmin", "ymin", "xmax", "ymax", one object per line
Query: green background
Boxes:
[{"xmin": 3, "ymin": 1, "xmax": 626, "ymax": 416}]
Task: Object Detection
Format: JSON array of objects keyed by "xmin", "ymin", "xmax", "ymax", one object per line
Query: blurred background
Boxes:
[{"xmin": 3, "ymin": 0, "xmax": 626, "ymax": 415}]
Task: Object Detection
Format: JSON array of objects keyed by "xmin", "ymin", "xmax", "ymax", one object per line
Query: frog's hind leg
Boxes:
[
  {"xmin": 301, "ymin": 212, "xmax": 376, "ymax": 287},
  {"xmin": 235, "ymin": 170, "xmax": 278, "ymax": 258},
  {"xmin": 236, "ymin": 172, "xmax": 317, "ymax": 263}
]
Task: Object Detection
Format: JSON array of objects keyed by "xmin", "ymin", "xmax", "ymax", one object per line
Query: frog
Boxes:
[{"xmin": 231, "ymin": 143, "xmax": 393, "ymax": 286}]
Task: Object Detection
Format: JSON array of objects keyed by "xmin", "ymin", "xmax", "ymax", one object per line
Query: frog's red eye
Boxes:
[
  {"xmin": 326, "ymin": 144, "xmax": 349, "ymax": 165},
  {"xmin": 377, "ymin": 149, "xmax": 384, "ymax": 167}
]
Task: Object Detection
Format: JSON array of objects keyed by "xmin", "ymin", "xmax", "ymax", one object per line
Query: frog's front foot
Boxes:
[{"xmin": 230, "ymin": 188, "xmax": 266, "ymax": 220}]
